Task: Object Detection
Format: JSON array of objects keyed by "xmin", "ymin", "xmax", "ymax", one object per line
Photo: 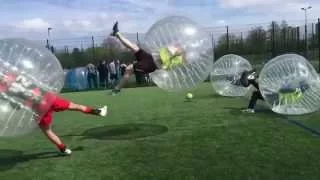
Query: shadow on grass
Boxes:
[
  {"xmin": 0, "ymin": 146, "xmax": 84, "ymax": 171},
  {"xmin": 224, "ymin": 106, "xmax": 278, "ymax": 117},
  {"xmin": 225, "ymin": 106, "xmax": 320, "ymax": 136},
  {"xmin": 62, "ymin": 124, "xmax": 168, "ymax": 140},
  {"xmin": 195, "ymin": 93, "xmax": 225, "ymax": 100}
]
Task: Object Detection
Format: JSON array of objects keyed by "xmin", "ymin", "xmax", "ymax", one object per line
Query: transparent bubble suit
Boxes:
[
  {"xmin": 210, "ymin": 54, "xmax": 253, "ymax": 96},
  {"xmin": 0, "ymin": 38, "xmax": 64, "ymax": 136},
  {"xmin": 141, "ymin": 16, "xmax": 214, "ymax": 92},
  {"xmin": 259, "ymin": 54, "xmax": 320, "ymax": 115}
]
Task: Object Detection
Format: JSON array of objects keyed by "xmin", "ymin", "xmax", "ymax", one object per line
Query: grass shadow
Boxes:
[
  {"xmin": 224, "ymin": 106, "xmax": 277, "ymax": 117},
  {"xmin": 0, "ymin": 146, "xmax": 84, "ymax": 172},
  {"xmin": 0, "ymin": 149, "xmax": 23, "ymax": 171},
  {"xmin": 82, "ymin": 124, "xmax": 168, "ymax": 140},
  {"xmin": 197, "ymin": 93, "xmax": 228, "ymax": 99},
  {"xmin": 225, "ymin": 106, "xmax": 320, "ymax": 136},
  {"xmin": 195, "ymin": 93, "xmax": 225, "ymax": 100},
  {"xmin": 63, "ymin": 124, "xmax": 168, "ymax": 140}
]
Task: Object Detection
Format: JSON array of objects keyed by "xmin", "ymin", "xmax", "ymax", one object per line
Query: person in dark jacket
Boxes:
[
  {"xmin": 97, "ymin": 60, "xmax": 109, "ymax": 88},
  {"xmin": 236, "ymin": 69, "xmax": 262, "ymax": 113}
]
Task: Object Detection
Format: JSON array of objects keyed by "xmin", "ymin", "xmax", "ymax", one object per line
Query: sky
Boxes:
[{"xmin": 0, "ymin": 0, "xmax": 319, "ymax": 47}]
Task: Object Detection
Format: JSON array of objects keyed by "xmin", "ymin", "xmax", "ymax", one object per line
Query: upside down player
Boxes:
[
  {"xmin": 0, "ymin": 71, "xmax": 108, "ymax": 155},
  {"xmin": 109, "ymin": 21, "xmax": 187, "ymax": 95}
]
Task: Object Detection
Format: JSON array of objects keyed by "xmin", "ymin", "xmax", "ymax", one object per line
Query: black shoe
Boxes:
[
  {"xmin": 91, "ymin": 109, "xmax": 101, "ymax": 115},
  {"xmin": 91, "ymin": 106, "xmax": 107, "ymax": 116},
  {"xmin": 110, "ymin": 21, "xmax": 119, "ymax": 36}
]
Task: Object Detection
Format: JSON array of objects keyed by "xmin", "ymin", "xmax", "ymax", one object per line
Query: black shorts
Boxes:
[{"xmin": 133, "ymin": 49, "xmax": 158, "ymax": 74}]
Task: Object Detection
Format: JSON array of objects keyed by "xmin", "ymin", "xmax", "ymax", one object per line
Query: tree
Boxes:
[
  {"xmin": 214, "ymin": 33, "xmax": 240, "ymax": 58},
  {"xmin": 56, "ymin": 53, "xmax": 76, "ymax": 69},
  {"xmin": 246, "ymin": 27, "xmax": 267, "ymax": 54},
  {"xmin": 268, "ymin": 21, "xmax": 283, "ymax": 56},
  {"xmin": 310, "ymin": 22, "xmax": 319, "ymax": 49},
  {"xmin": 71, "ymin": 48, "xmax": 87, "ymax": 66}
]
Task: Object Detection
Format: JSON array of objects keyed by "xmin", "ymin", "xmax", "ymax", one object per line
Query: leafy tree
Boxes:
[{"xmin": 246, "ymin": 27, "xmax": 267, "ymax": 54}]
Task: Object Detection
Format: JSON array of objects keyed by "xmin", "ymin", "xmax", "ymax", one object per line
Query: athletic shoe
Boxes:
[
  {"xmin": 241, "ymin": 108, "xmax": 255, "ymax": 113},
  {"xmin": 60, "ymin": 148, "xmax": 72, "ymax": 156},
  {"xmin": 110, "ymin": 21, "xmax": 119, "ymax": 36},
  {"xmin": 98, "ymin": 106, "xmax": 108, "ymax": 117}
]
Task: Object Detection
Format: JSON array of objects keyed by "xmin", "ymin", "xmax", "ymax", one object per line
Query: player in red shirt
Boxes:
[{"xmin": 0, "ymin": 71, "xmax": 108, "ymax": 155}]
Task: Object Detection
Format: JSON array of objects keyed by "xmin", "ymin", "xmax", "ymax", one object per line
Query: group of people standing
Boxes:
[{"xmin": 86, "ymin": 60, "xmax": 127, "ymax": 89}]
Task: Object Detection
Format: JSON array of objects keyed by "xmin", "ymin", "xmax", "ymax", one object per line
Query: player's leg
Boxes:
[
  {"xmin": 248, "ymin": 91, "xmax": 259, "ymax": 110},
  {"xmin": 68, "ymin": 102, "xmax": 108, "ymax": 117},
  {"xmin": 38, "ymin": 112, "xmax": 72, "ymax": 155},
  {"xmin": 111, "ymin": 64, "xmax": 134, "ymax": 94},
  {"xmin": 111, "ymin": 22, "xmax": 140, "ymax": 53},
  {"xmin": 50, "ymin": 95, "xmax": 108, "ymax": 117},
  {"xmin": 39, "ymin": 125, "xmax": 72, "ymax": 155},
  {"xmin": 242, "ymin": 91, "xmax": 263, "ymax": 113}
]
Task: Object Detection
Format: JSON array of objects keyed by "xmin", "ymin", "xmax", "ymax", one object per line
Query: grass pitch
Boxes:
[{"xmin": 0, "ymin": 83, "xmax": 320, "ymax": 180}]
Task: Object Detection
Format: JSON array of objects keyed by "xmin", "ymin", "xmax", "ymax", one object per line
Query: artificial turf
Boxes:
[{"xmin": 0, "ymin": 83, "xmax": 320, "ymax": 180}]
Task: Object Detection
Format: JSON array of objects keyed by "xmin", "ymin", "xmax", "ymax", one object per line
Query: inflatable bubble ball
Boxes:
[
  {"xmin": 64, "ymin": 67, "xmax": 89, "ymax": 91},
  {"xmin": 259, "ymin": 53, "xmax": 320, "ymax": 115},
  {"xmin": 0, "ymin": 38, "xmax": 64, "ymax": 136},
  {"xmin": 210, "ymin": 54, "xmax": 253, "ymax": 96},
  {"xmin": 141, "ymin": 16, "xmax": 214, "ymax": 92}
]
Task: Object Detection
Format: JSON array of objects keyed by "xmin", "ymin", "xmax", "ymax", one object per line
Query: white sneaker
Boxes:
[
  {"xmin": 99, "ymin": 106, "xmax": 108, "ymax": 117},
  {"xmin": 61, "ymin": 148, "xmax": 72, "ymax": 156},
  {"xmin": 241, "ymin": 108, "xmax": 255, "ymax": 113}
]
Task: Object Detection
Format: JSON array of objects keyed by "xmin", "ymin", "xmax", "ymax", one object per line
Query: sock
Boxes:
[
  {"xmin": 83, "ymin": 106, "xmax": 100, "ymax": 115},
  {"xmin": 57, "ymin": 143, "xmax": 66, "ymax": 152},
  {"xmin": 83, "ymin": 106, "xmax": 94, "ymax": 113}
]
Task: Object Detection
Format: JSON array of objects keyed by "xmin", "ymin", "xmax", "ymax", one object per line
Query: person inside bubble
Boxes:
[
  {"xmin": 109, "ymin": 21, "xmax": 187, "ymax": 95},
  {"xmin": 275, "ymin": 78, "xmax": 310, "ymax": 107},
  {"xmin": 232, "ymin": 69, "xmax": 309, "ymax": 113},
  {"xmin": 158, "ymin": 44, "xmax": 187, "ymax": 70},
  {"xmin": 0, "ymin": 70, "xmax": 108, "ymax": 156}
]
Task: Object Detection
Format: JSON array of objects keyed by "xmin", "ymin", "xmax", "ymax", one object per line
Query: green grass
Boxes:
[{"xmin": 1, "ymin": 83, "xmax": 320, "ymax": 180}]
